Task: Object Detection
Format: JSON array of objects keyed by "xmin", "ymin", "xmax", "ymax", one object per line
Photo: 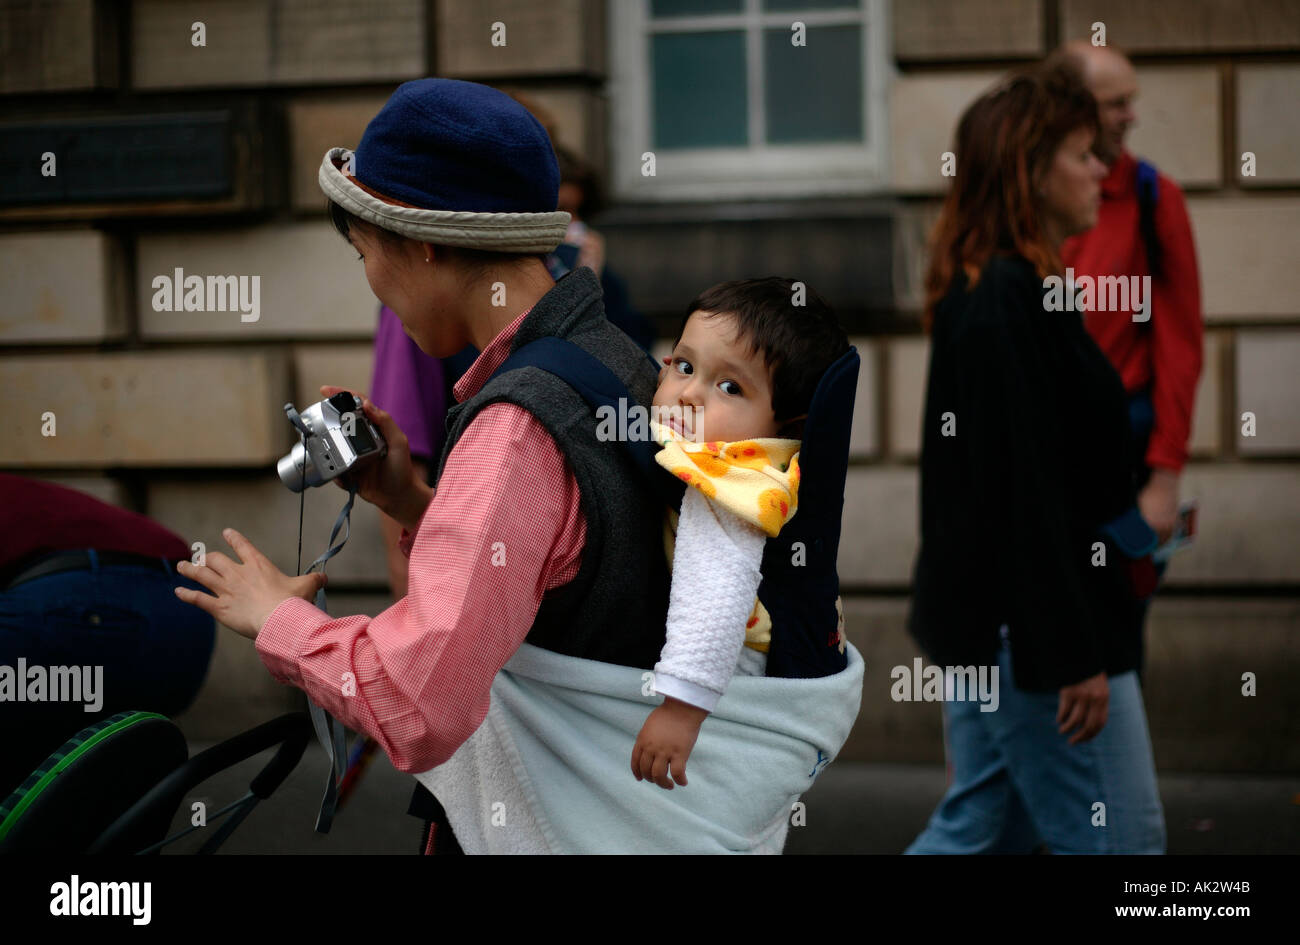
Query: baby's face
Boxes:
[{"xmin": 653, "ymin": 311, "xmax": 780, "ymax": 444}]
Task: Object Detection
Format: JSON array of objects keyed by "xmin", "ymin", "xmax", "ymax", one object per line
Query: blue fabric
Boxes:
[
  {"xmin": 1127, "ymin": 386, "xmax": 1165, "ymax": 677},
  {"xmin": 761, "ymin": 347, "xmax": 859, "ymax": 680},
  {"xmin": 0, "ymin": 554, "xmax": 215, "ymax": 795},
  {"xmin": 1135, "ymin": 158, "xmax": 1163, "ymax": 283},
  {"xmin": 1100, "ymin": 506, "xmax": 1158, "ymax": 558},
  {"xmin": 354, "ymin": 78, "xmax": 559, "ymax": 213},
  {"xmin": 1127, "ymin": 387, "xmax": 1155, "ymax": 438},
  {"xmin": 415, "ymin": 640, "xmax": 865, "ymax": 853},
  {"xmin": 905, "ymin": 635, "xmax": 1165, "ymax": 854},
  {"xmin": 1136, "ymin": 158, "xmax": 1159, "ymax": 207},
  {"xmin": 1105, "ymin": 387, "xmax": 1159, "ymax": 557}
]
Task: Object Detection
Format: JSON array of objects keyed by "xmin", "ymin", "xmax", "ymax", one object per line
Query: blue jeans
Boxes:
[
  {"xmin": 0, "ymin": 551, "xmax": 215, "ymax": 796},
  {"xmin": 905, "ymin": 637, "xmax": 1165, "ymax": 854}
]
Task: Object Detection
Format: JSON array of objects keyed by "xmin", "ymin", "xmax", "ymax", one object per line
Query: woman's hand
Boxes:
[
  {"xmin": 1057, "ymin": 672, "xmax": 1109, "ymax": 745},
  {"xmin": 319, "ymin": 385, "xmax": 432, "ymax": 531},
  {"xmin": 631, "ymin": 697, "xmax": 709, "ymax": 789},
  {"xmin": 174, "ymin": 528, "xmax": 326, "ymax": 639},
  {"xmin": 1138, "ymin": 468, "xmax": 1180, "ymax": 544}
]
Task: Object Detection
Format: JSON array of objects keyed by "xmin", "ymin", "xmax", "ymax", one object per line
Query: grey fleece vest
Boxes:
[{"xmin": 433, "ymin": 267, "xmax": 671, "ymax": 670}]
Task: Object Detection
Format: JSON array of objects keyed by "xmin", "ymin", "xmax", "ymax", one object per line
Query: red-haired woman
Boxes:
[{"xmin": 905, "ymin": 62, "xmax": 1166, "ymax": 854}]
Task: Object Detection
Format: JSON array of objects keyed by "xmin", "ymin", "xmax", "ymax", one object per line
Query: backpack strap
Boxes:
[
  {"xmin": 485, "ymin": 337, "xmax": 678, "ymax": 504},
  {"xmin": 1136, "ymin": 158, "xmax": 1163, "ymax": 285}
]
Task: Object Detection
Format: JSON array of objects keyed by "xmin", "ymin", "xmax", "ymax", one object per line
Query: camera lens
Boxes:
[{"xmin": 277, "ymin": 440, "xmax": 323, "ymax": 492}]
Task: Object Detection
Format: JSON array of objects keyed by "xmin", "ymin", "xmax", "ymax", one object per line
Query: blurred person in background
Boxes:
[
  {"xmin": 551, "ymin": 143, "xmax": 653, "ymax": 352},
  {"xmin": 1049, "ymin": 41, "xmax": 1204, "ymax": 674},
  {"xmin": 368, "ymin": 307, "xmax": 448, "ymax": 599},
  {"xmin": 904, "ymin": 61, "xmax": 1166, "ymax": 854}
]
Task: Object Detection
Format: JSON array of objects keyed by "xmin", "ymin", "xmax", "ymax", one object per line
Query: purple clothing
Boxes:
[{"xmin": 369, "ymin": 305, "xmax": 448, "ymax": 464}]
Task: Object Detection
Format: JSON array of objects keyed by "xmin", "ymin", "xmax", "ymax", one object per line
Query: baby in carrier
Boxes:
[{"xmin": 631, "ymin": 277, "xmax": 850, "ymax": 790}]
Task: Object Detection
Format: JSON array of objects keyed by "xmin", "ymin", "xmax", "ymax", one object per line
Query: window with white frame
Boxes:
[{"xmin": 607, "ymin": 0, "xmax": 889, "ymax": 201}]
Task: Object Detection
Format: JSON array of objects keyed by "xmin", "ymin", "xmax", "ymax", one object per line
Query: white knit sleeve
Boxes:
[{"xmin": 653, "ymin": 485, "xmax": 768, "ymax": 712}]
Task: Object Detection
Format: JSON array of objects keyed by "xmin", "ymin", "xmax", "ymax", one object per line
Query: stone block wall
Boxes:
[{"xmin": 4, "ymin": 0, "xmax": 1297, "ymax": 770}]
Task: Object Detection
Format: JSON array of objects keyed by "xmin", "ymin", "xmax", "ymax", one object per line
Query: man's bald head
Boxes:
[{"xmin": 1048, "ymin": 41, "xmax": 1139, "ymax": 165}]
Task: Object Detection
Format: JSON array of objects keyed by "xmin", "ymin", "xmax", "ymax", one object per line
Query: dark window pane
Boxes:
[
  {"xmin": 651, "ymin": 0, "xmax": 742, "ymax": 16},
  {"xmin": 763, "ymin": 0, "xmax": 859, "ymax": 10},
  {"xmin": 652, "ymin": 31, "xmax": 748, "ymax": 149},
  {"xmin": 764, "ymin": 25, "xmax": 862, "ymax": 144},
  {"xmin": 0, "ymin": 114, "xmax": 233, "ymax": 206}
]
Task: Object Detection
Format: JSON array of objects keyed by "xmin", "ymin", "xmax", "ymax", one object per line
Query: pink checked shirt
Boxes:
[{"xmin": 255, "ymin": 308, "xmax": 586, "ymax": 772}]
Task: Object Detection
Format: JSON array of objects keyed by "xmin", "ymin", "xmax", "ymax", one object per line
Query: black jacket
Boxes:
[{"xmin": 907, "ymin": 253, "xmax": 1141, "ymax": 691}]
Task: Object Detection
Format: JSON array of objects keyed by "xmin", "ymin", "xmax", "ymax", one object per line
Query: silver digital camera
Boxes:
[{"xmin": 277, "ymin": 392, "xmax": 387, "ymax": 492}]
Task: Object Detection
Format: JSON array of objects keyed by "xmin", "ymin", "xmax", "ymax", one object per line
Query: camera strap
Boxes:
[{"xmin": 285, "ymin": 411, "xmax": 361, "ymax": 834}]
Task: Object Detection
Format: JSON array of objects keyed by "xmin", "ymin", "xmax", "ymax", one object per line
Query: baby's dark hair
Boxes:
[{"xmin": 677, "ymin": 277, "xmax": 849, "ymax": 435}]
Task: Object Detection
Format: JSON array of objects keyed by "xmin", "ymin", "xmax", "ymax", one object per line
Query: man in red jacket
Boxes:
[{"xmin": 1054, "ymin": 42, "xmax": 1204, "ymax": 545}]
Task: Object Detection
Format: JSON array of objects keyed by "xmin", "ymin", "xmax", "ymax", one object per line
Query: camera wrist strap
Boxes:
[
  {"xmin": 286, "ymin": 413, "xmax": 361, "ymax": 834},
  {"xmin": 308, "ymin": 482, "xmax": 357, "ymax": 834}
]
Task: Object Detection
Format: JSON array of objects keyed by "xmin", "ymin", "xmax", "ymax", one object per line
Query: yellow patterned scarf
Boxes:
[
  {"xmin": 651, "ymin": 421, "xmax": 801, "ymax": 653},
  {"xmin": 650, "ymin": 421, "xmax": 801, "ymax": 536}
]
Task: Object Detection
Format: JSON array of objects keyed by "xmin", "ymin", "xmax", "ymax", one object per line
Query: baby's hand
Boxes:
[{"xmin": 631, "ymin": 697, "xmax": 709, "ymax": 790}]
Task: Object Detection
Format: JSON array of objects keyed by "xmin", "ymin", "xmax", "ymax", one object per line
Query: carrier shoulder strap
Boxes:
[{"xmin": 485, "ymin": 336, "xmax": 677, "ymax": 504}]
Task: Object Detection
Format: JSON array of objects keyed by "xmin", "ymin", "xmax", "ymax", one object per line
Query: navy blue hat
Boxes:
[{"xmin": 353, "ymin": 78, "xmax": 560, "ymax": 214}]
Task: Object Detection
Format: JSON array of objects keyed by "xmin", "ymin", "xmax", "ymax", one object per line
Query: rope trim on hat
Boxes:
[{"xmin": 318, "ymin": 147, "xmax": 570, "ymax": 253}]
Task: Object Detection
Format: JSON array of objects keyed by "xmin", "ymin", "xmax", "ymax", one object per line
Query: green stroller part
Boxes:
[
  {"xmin": 0, "ymin": 710, "xmax": 182, "ymax": 853},
  {"xmin": 0, "ymin": 711, "xmax": 310, "ymax": 855},
  {"xmin": 90, "ymin": 712, "xmax": 311, "ymax": 854}
]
